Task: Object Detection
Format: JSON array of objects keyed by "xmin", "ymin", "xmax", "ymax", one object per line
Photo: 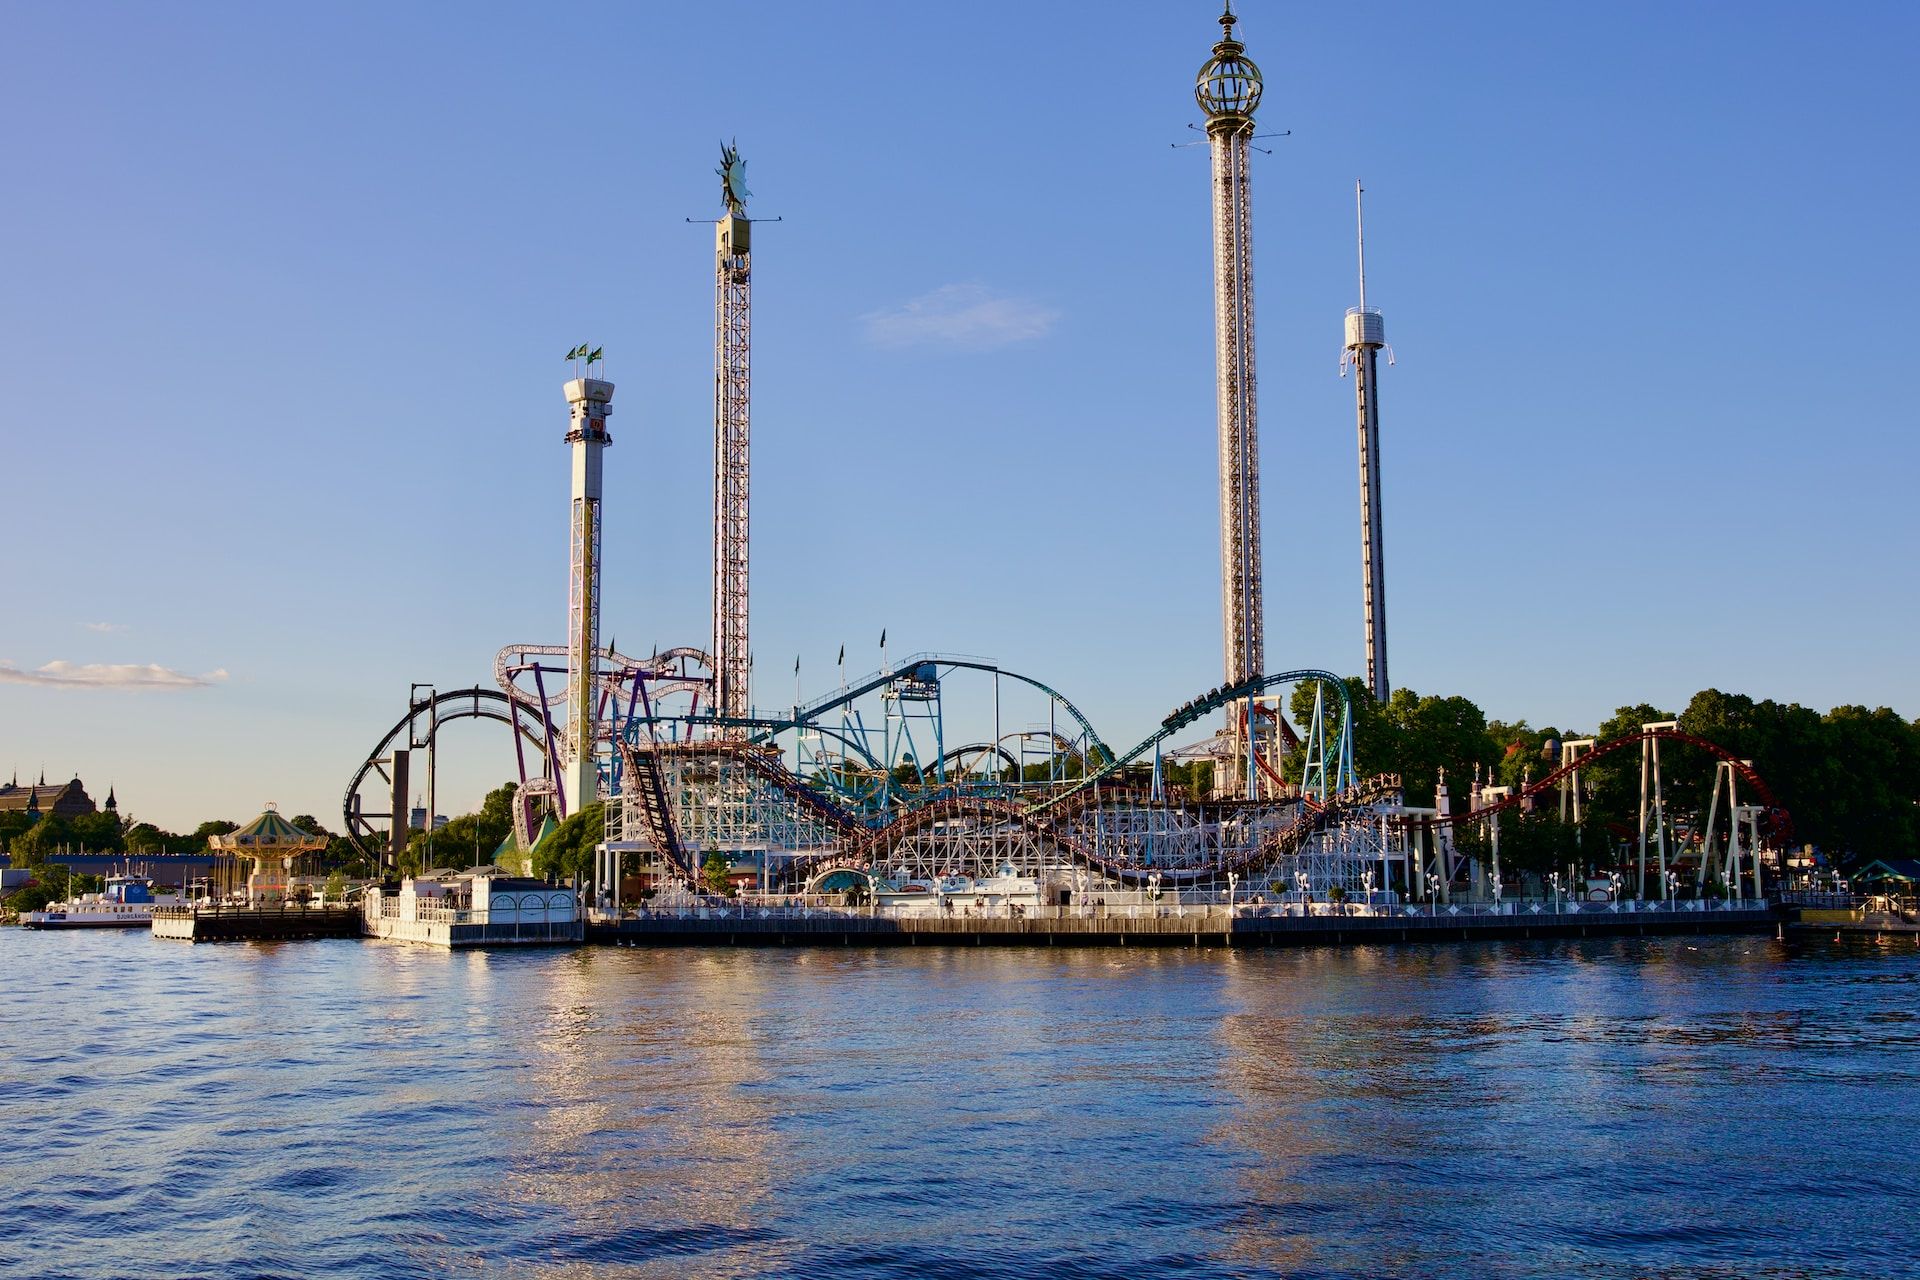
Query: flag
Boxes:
[
  {"xmin": 879, "ymin": 628, "xmax": 887, "ymax": 649},
  {"xmin": 794, "ymin": 656, "xmax": 800, "ymax": 675},
  {"xmin": 588, "ymin": 346, "xmax": 604, "ymax": 363},
  {"xmin": 837, "ymin": 644, "xmax": 844, "ymax": 665}
]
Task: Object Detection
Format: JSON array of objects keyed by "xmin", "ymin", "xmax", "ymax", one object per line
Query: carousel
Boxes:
[{"xmin": 208, "ymin": 805, "xmax": 328, "ymax": 904}]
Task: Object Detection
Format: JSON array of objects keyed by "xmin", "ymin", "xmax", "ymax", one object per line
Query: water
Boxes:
[{"xmin": 1, "ymin": 931, "xmax": 1915, "ymax": 1280}]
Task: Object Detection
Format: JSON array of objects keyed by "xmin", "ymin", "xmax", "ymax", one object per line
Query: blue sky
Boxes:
[{"xmin": 2, "ymin": 2, "xmax": 1916, "ymax": 830}]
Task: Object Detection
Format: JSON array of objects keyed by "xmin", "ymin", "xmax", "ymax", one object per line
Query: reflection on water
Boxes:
[{"xmin": 0, "ymin": 931, "xmax": 1913, "ymax": 1279}]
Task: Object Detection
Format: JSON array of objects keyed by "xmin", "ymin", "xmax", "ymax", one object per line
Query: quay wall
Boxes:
[
  {"xmin": 152, "ymin": 906, "xmax": 360, "ymax": 943},
  {"xmin": 589, "ymin": 904, "xmax": 1780, "ymax": 949},
  {"xmin": 363, "ymin": 915, "xmax": 583, "ymax": 947}
]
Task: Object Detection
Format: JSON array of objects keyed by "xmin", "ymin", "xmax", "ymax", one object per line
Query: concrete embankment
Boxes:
[{"xmin": 589, "ymin": 904, "xmax": 1781, "ymax": 949}]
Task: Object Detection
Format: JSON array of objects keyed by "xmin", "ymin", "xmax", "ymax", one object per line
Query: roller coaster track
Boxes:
[
  {"xmin": 618, "ymin": 744, "xmax": 688, "ymax": 876},
  {"xmin": 752, "ymin": 653, "xmax": 1114, "ymax": 766},
  {"xmin": 1409, "ymin": 727, "xmax": 1793, "ymax": 845},
  {"xmin": 616, "ymin": 738, "xmax": 864, "ymax": 878},
  {"xmin": 341, "ymin": 687, "xmax": 553, "ymax": 862},
  {"xmin": 1029, "ymin": 669, "xmax": 1352, "ymax": 813}
]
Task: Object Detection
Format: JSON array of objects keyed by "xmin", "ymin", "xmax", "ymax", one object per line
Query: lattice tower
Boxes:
[
  {"xmin": 713, "ymin": 213, "xmax": 752, "ymax": 731},
  {"xmin": 1198, "ymin": 6, "xmax": 1267, "ymax": 791}
]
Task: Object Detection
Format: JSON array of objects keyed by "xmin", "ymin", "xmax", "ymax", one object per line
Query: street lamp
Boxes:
[
  {"xmin": 1362, "ymin": 869, "xmax": 1375, "ymax": 915},
  {"xmin": 1548, "ymin": 871, "xmax": 1562, "ymax": 913},
  {"xmin": 1227, "ymin": 870, "xmax": 1239, "ymax": 914},
  {"xmin": 1426, "ymin": 872, "xmax": 1440, "ymax": 914}
]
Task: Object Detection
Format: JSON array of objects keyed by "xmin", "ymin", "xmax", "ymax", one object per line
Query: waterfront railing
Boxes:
[{"xmin": 602, "ymin": 896, "xmax": 1774, "ymax": 925}]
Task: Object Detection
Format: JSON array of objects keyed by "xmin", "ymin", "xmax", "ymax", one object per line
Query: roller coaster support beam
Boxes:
[
  {"xmin": 387, "ymin": 750, "xmax": 409, "ymax": 872},
  {"xmin": 1638, "ymin": 720, "xmax": 1678, "ymax": 900},
  {"xmin": 1558, "ymin": 738, "xmax": 1595, "ymax": 824}
]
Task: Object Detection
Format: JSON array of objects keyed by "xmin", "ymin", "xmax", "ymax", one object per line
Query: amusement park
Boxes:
[{"xmin": 321, "ymin": 7, "xmax": 1801, "ymax": 936}]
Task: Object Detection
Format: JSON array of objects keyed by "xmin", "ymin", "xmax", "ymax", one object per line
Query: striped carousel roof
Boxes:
[{"xmin": 209, "ymin": 807, "xmax": 328, "ymax": 852}]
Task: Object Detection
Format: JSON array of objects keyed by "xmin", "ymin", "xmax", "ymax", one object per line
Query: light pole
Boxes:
[
  {"xmin": 1548, "ymin": 871, "xmax": 1562, "ymax": 913},
  {"xmin": 1227, "ymin": 870, "xmax": 1239, "ymax": 915},
  {"xmin": 1362, "ymin": 869, "xmax": 1375, "ymax": 916},
  {"xmin": 1426, "ymin": 872, "xmax": 1440, "ymax": 915}
]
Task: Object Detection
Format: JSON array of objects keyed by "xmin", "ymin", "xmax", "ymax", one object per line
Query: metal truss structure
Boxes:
[
  {"xmin": 712, "ymin": 205, "xmax": 752, "ymax": 729},
  {"xmin": 1198, "ymin": 8, "xmax": 1268, "ymax": 797}
]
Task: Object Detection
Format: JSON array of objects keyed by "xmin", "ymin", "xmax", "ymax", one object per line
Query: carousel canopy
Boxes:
[{"xmin": 209, "ymin": 806, "xmax": 329, "ymax": 854}]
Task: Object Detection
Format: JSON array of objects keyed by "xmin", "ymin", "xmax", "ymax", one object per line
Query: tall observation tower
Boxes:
[
  {"xmin": 1197, "ymin": 6, "xmax": 1266, "ymax": 790},
  {"xmin": 712, "ymin": 143, "xmax": 753, "ymax": 731},
  {"xmin": 562, "ymin": 356, "xmax": 612, "ymax": 815},
  {"xmin": 1343, "ymin": 181, "xmax": 1390, "ymax": 702}
]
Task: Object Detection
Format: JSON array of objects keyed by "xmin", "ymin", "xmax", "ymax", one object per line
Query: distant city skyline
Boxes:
[{"xmin": 3, "ymin": 1, "xmax": 1916, "ymax": 830}]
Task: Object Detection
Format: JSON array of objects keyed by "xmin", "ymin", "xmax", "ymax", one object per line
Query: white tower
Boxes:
[
  {"xmin": 713, "ymin": 143, "xmax": 752, "ymax": 731},
  {"xmin": 563, "ymin": 367, "xmax": 612, "ymax": 815},
  {"xmin": 1342, "ymin": 181, "xmax": 1390, "ymax": 702},
  {"xmin": 1197, "ymin": 6, "xmax": 1267, "ymax": 793}
]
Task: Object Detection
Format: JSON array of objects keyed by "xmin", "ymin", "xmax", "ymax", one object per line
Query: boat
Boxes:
[{"xmin": 18, "ymin": 874, "xmax": 181, "ymax": 929}]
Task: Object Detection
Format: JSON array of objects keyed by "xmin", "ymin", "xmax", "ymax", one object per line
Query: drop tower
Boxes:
[
  {"xmin": 1343, "ymin": 181, "xmax": 1390, "ymax": 702},
  {"xmin": 1197, "ymin": 5, "xmax": 1267, "ymax": 793},
  {"xmin": 712, "ymin": 143, "xmax": 753, "ymax": 731},
  {"xmin": 562, "ymin": 359, "xmax": 612, "ymax": 815}
]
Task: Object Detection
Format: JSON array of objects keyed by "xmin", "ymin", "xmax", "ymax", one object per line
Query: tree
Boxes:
[
  {"xmin": 426, "ymin": 782, "xmax": 521, "ymax": 870},
  {"xmin": 701, "ymin": 847, "xmax": 732, "ymax": 895},
  {"xmin": 531, "ymin": 801, "xmax": 603, "ymax": 883},
  {"xmin": 0, "ymin": 809, "xmax": 32, "ymax": 853},
  {"xmin": 9, "ymin": 816, "xmax": 74, "ymax": 866}
]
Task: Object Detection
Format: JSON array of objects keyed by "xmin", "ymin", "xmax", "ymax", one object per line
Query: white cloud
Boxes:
[
  {"xmin": 861, "ymin": 284, "xmax": 1059, "ymax": 351},
  {"xmin": 82, "ymin": 622, "xmax": 127, "ymax": 633},
  {"xmin": 0, "ymin": 661, "xmax": 228, "ymax": 690}
]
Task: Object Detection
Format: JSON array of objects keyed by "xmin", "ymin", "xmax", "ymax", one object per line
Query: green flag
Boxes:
[{"xmin": 587, "ymin": 346, "xmax": 604, "ymax": 364}]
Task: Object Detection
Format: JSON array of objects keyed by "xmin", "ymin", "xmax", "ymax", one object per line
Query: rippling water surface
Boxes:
[{"xmin": 2, "ymin": 931, "xmax": 1915, "ymax": 1279}]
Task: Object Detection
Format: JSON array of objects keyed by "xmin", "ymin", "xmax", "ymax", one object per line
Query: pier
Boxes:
[
  {"xmin": 589, "ymin": 901, "xmax": 1780, "ymax": 949},
  {"xmin": 152, "ymin": 904, "xmax": 360, "ymax": 943}
]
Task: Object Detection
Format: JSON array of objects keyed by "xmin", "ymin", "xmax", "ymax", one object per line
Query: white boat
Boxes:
[{"xmin": 19, "ymin": 875, "xmax": 181, "ymax": 929}]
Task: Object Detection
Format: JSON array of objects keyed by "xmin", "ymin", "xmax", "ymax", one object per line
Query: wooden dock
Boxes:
[
  {"xmin": 588, "ymin": 903, "xmax": 1781, "ymax": 949},
  {"xmin": 151, "ymin": 904, "xmax": 362, "ymax": 942}
]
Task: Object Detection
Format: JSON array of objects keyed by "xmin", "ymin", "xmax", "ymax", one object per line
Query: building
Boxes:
[{"xmin": 0, "ymin": 774, "xmax": 101, "ymax": 822}]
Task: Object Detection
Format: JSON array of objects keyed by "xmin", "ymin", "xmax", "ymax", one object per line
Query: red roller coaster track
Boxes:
[{"xmin": 1410, "ymin": 727, "xmax": 1792, "ymax": 845}]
